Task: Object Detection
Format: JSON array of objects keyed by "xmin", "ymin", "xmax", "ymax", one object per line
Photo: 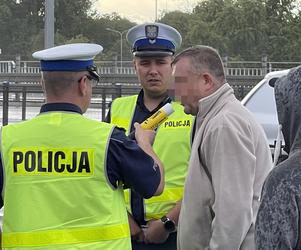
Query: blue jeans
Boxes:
[{"xmin": 131, "ymin": 232, "xmax": 177, "ymax": 250}]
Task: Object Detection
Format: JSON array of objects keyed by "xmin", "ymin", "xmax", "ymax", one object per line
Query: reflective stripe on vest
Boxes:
[
  {"xmin": 2, "ymin": 224, "xmax": 129, "ymax": 248},
  {"xmin": 1, "ymin": 112, "xmax": 131, "ymax": 250},
  {"xmin": 111, "ymin": 96, "xmax": 192, "ymax": 220},
  {"xmin": 124, "ymin": 187, "xmax": 184, "ymax": 219}
]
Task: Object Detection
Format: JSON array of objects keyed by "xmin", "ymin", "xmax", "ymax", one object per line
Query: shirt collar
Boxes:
[
  {"xmin": 197, "ymin": 83, "xmax": 234, "ymax": 120},
  {"xmin": 40, "ymin": 103, "xmax": 83, "ymax": 114}
]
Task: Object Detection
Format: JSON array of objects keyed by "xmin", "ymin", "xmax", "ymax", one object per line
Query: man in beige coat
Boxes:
[{"xmin": 171, "ymin": 45, "xmax": 273, "ymax": 250}]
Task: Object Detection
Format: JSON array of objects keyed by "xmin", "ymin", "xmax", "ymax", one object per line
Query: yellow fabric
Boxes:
[
  {"xmin": 1, "ymin": 112, "xmax": 131, "ymax": 250},
  {"xmin": 111, "ymin": 96, "xmax": 137, "ymax": 135},
  {"xmin": 111, "ymin": 95, "xmax": 193, "ymax": 220},
  {"xmin": 10, "ymin": 146, "xmax": 95, "ymax": 176},
  {"xmin": 3, "ymin": 224, "xmax": 130, "ymax": 247}
]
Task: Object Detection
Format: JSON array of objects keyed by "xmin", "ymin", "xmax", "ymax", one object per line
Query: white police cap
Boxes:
[
  {"xmin": 127, "ymin": 22, "xmax": 182, "ymax": 57},
  {"xmin": 32, "ymin": 43, "xmax": 103, "ymax": 72}
]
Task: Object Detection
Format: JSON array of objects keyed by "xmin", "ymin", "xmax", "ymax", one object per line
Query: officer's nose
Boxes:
[{"xmin": 148, "ymin": 63, "xmax": 159, "ymax": 75}]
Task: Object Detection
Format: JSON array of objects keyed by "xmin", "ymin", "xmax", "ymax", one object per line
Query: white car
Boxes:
[{"xmin": 241, "ymin": 69, "xmax": 289, "ymax": 162}]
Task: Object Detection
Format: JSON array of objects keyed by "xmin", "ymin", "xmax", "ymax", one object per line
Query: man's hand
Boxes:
[
  {"xmin": 134, "ymin": 123, "xmax": 156, "ymax": 146},
  {"xmin": 144, "ymin": 219, "xmax": 169, "ymax": 244},
  {"xmin": 128, "ymin": 213, "xmax": 145, "ymax": 242}
]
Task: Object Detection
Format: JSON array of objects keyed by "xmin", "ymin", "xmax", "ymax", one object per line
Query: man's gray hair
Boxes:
[
  {"xmin": 172, "ymin": 45, "xmax": 225, "ymax": 82},
  {"xmin": 42, "ymin": 71, "xmax": 81, "ymax": 97}
]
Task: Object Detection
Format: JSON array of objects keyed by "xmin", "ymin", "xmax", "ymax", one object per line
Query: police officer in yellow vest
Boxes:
[
  {"xmin": 0, "ymin": 43, "xmax": 165, "ymax": 250},
  {"xmin": 105, "ymin": 23, "xmax": 193, "ymax": 249}
]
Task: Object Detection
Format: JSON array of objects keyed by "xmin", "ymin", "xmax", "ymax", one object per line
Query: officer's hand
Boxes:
[
  {"xmin": 128, "ymin": 213, "xmax": 145, "ymax": 242},
  {"xmin": 134, "ymin": 122, "xmax": 155, "ymax": 146},
  {"xmin": 144, "ymin": 219, "xmax": 169, "ymax": 244}
]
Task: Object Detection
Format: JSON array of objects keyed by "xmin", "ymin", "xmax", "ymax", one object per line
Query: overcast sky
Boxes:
[{"xmin": 94, "ymin": 0, "xmax": 200, "ymax": 23}]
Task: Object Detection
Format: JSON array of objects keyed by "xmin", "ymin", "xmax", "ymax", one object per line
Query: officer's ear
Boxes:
[
  {"xmin": 78, "ymin": 75, "xmax": 89, "ymax": 96},
  {"xmin": 133, "ymin": 57, "xmax": 138, "ymax": 72}
]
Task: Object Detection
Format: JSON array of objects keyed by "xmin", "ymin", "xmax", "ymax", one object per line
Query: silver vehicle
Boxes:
[{"xmin": 241, "ymin": 69, "xmax": 289, "ymax": 162}]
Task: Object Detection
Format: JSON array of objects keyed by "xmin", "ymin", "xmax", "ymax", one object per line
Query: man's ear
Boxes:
[
  {"xmin": 203, "ymin": 73, "xmax": 214, "ymax": 89},
  {"xmin": 78, "ymin": 76, "xmax": 89, "ymax": 96}
]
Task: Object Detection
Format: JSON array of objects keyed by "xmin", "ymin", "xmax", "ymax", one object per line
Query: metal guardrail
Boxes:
[
  {"xmin": 1, "ymin": 60, "xmax": 300, "ymax": 77},
  {"xmin": 0, "ymin": 64, "xmax": 285, "ymax": 77},
  {"xmin": 0, "ymin": 58, "xmax": 299, "ymax": 125},
  {"xmin": 0, "ymin": 82, "xmax": 254, "ymax": 126},
  {"xmin": 0, "ymin": 61, "xmax": 16, "ymax": 73},
  {"xmin": 0, "ymin": 82, "xmax": 141, "ymax": 125},
  {"xmin": 98, "ymin": 67, "xmax": 136, "ymax": 75},
  {"xmin": 226, "ymin": 67, "xmax": 263, "ymax": 76},
  {"xmin": 0, "ymin": 61, "xmax": 135, "ymax": 75}
]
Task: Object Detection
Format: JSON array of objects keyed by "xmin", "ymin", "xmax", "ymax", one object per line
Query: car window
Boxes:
[
  {"xmin": 244, "ymin": 80, "xmax": 277, "ymax": 115},
  {"xmin": 243, "ymin": 79, "xmax": 280, "ymax": 147},
  {"xmin": 242, "ymin": 73, "xmax": 288, "ymax": 163}
]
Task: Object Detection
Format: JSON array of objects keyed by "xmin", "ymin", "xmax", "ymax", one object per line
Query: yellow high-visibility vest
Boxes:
[
  {"xmin": 1, "ymin": 111, "xmax": 131, "ymax": 250},
  {"xmin": 111, "ymin": 95, "xmax": 193, "ymax": 220}
]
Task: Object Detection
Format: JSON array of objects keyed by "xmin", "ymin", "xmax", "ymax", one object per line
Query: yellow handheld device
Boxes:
[
  {"xmin": 128, "ymin": 103, "xmax": 174, "ymax": 139},
  {"xmin": 141, "ymin": 103, "xmax": 174, "ymax": 130}
]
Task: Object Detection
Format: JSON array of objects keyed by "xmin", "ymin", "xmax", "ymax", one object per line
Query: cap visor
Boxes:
[{"xmin": 133, "ymin": 51, "xmax": 173, "ymax": 57}]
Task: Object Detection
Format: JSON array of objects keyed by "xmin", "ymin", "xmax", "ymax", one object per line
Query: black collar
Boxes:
[
  {"xmin": 40, "ymin": 103, "xmax": 83, "ymax": 114},
  {"xmin": 137, "ymin": 90, "xmax": 172, "ymax": 113}
]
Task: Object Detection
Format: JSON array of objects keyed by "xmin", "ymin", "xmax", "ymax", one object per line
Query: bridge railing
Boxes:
[
  {"xmin": 0, "ymin": 60, "xmax": 300, "ymax": 76},
  {"xmin": 226, "ymin": 67, "xmax": 263, "ymax": 76},
  {"xmin": 0, "ymin": 81, "xmax": 257, "ymax": 126},
  {"xmin": 98, "ymin": 66, "xmax": 136, "ymax": 75},
  {"xmin": 19, "ymin": 66, "xmax": 40, "ymax": 74},
  {"xmin": 0, "ymin": 82, "xmax": 141, "ymax": 125},
  {"xmin": 0, "ymin": 61, "xmax": 16, "ymax": 73}
]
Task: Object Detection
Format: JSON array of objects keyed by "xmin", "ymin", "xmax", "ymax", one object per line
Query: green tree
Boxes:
[
  {"xmin": 263, "ymin": 0, "xmax": 301, "ymax": 60},
  {"xmin": 1, "ymin": 0, "xmax": 301, "ymax": 62},
  {"xmin": 187, "ymin": 0, "xmax": 301, "ymax": 61},
  {"xmin": 219, "ymin": 0, "xmax": 268, "ymax": 59},
  {"xmin": 83, "ymin": 13, "xmax": 136, "ymax": 61},
  {"xmin": 159, "ymin": 11, "xmax": 191, "ymax": 49},
  {"xmin": 0, "ymin": 0, "xmax": 95, "ymax": 59},
  {"xmin": 54, "ymin": 0, "xmax": 94, "ymax": 40},
  {"xmin": 187, "ymin": 0, "xmax": 230, "ymax": 56},
  {"xmin": 0, "ymin": 0, "xmax": 44, "ymax": 59}
]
